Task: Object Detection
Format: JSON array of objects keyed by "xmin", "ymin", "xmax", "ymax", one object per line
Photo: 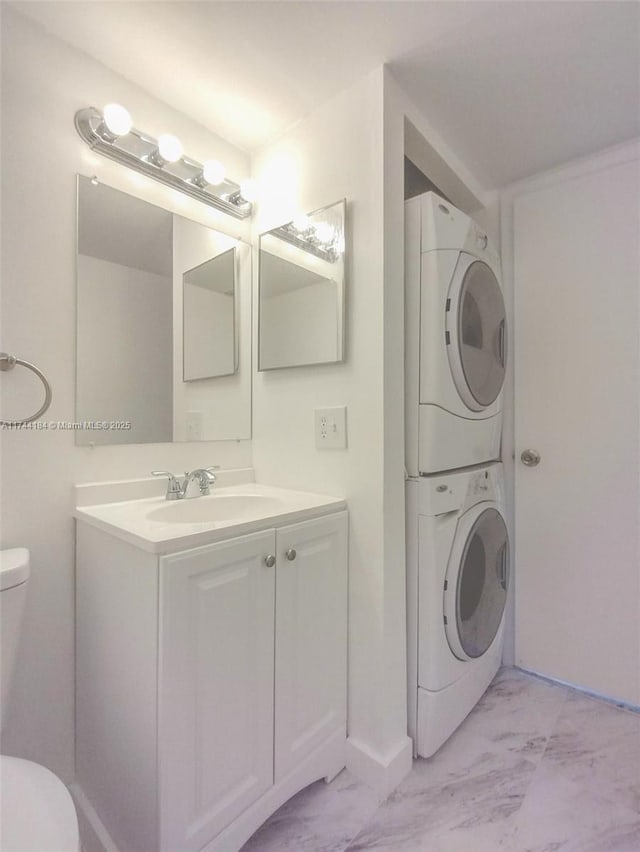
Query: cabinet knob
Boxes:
[
  {"xmin": 264, "ymin": 554, "xmax": 276, "ymax": 568},
  {"xmin": 285, "ymin": 548, "xmax": 297, "ymax": 561}
]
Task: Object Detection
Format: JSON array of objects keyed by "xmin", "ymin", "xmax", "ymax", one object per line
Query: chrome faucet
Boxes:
[{"xmin": 152, "ymin": 466, "xmax": 220, "ymax": 500}]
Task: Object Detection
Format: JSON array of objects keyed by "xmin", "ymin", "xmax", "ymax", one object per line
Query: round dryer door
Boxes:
[
  {"xmin": 444, "ymin": 504, "xmax": 510, "ymax": 660},
  {"xmin": 446, "ymin": 255, "xmax": 506, "ymax": 412}
]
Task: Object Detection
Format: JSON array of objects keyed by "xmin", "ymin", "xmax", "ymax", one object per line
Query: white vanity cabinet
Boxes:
[
  {"xmin": 160, "ymin": 530, "xmax": 277, "ymax": 851},
  {"xmin": 75, "ymin": 509, "xmax": 347, "ymax": 852},
  {"xmin": 274, "ymin": 517, "xmax": 349, "ymax": 781}
]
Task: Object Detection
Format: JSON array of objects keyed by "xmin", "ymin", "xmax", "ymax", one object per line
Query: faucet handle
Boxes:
[
  {"xmin": 151, "ymin": 470, "xmax": 183, "ymax": 499},
  {"xmin": 184, "ymin": 467, "xmax": 218, "ymax": 496}
]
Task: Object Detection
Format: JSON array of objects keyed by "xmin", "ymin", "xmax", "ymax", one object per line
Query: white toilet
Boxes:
[{"xmin": 1, "ymin": 548, "xmax": 80, "ymax": 852}]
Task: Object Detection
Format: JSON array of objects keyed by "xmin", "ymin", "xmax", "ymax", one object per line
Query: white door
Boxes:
[
  {"xmin": 159, "ymin": 531, "xmax": 276, "ymax": 851},
  {"xmin": 513, "ymin": 155, "xmax": 640, "ymax": 706},
  {"xmin": 274, "ymin": 513, "xmax": 348, "ymax": 781}
]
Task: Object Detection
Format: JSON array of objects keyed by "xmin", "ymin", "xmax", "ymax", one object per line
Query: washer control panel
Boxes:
[
  {"xmin": 415, "ymin": 463, "xmax": 504, "ymax": 517},
  {"xmin": 463, "ymin": 466, "xmax": 502, "ymax": 511},
  {"xmin": 418, "ymin": 479, "xmax": 460, "ymax": 516}
]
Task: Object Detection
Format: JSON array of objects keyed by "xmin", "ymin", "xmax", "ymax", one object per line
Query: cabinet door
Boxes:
[
  {"xmin": 275, "ymin": 512, "xmax": 348, "ymax": 781},
  {"xmin": 159, "ymin": 531, "xmax": 275, "ymax": 852}
]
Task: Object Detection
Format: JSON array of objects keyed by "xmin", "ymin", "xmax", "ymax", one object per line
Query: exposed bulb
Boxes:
[
  {"xmin": 239, "ymin": 178, "xmax": 258, "ymax": 203},
  {"xmin": 202, "ymin": 159, "xmax": 225, "ymax": 185},
  {"xmin": 292, "ymin": 215, "xmax": 311, "ymax": 233},
  {"xmin": 314, "ymin": 222, "xmax": 334, "ymax": 244},
  {"xmin": 102, "ymin": 103, "xmax": 132, "ymax": 137},
  {"xmin": 157, "ymin": 134, "xmax": 183, "ymax": 163}
]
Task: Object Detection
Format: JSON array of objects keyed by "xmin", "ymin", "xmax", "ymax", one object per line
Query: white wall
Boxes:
[
  {"xmin": 77, "ymin": 255, "xmax": 173, "ymax": 445},
  {"xmin": 251, "ymin": 67, "xmax": 413, "ymax": 791},
  {"xmin": 0, "ymin": 8, "xmax": 252, "ymax": 781}
]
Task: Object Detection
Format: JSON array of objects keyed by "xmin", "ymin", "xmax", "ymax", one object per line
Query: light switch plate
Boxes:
[
  {"xmin": 186, "ymin": 410, "xmax": 203, "ymax": 441},
  {"xmin": 314, "ymin": 406, "xmax": 347, "ymax": 449}
]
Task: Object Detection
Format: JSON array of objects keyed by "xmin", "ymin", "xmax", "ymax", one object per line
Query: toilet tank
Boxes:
[{"xmin": 0, "ymin": 549, "xmax": 30, "ymax": 728}]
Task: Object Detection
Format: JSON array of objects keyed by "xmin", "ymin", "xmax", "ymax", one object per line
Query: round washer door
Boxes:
[
  {"xmin": 446, "ymin": 254, "xmax": 506, "ymax": 412},
  {"xmin": 444, "ymin": 503, "xmax": 510, "ymax": 661}
]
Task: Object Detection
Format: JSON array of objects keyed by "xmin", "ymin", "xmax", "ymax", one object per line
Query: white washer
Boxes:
[
  {"xmin": 406, "ymin": 463, "xmax": 510, "ymax": 758},
  {"xmin": 405, "ymin": 191, "xmax": 507, "ymax": 475}
]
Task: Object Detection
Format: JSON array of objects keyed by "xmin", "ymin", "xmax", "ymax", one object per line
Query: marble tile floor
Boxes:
[{"xmin": 242, "ymin": 667, "xmax": 640, "ymax": 852}]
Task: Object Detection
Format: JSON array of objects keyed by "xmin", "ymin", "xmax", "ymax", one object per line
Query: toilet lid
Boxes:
[
  {"xmin": 0, "ymin": 756, "xmax": 79, "ymax": 852},
  {"xmin": 0, "ymin": 549, "xmax": 30, "ymax": 591}
]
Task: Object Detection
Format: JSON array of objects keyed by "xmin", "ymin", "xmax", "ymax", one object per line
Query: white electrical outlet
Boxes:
[
  {"xmin": 186, "ymin": 410, "xmax": 203, "ymax": 441},
  {"xmin": 314, "ymin": 406, "xmax": 347, "ymax": 449}
]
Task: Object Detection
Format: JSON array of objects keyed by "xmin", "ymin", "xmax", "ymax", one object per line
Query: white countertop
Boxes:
[{"xmin": 74, "ymin": 481, "xmax": 346, "ymax": 554}]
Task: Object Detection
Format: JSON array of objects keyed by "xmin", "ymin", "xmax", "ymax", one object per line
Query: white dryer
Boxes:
[
  {"xmin": 406, "ymin": 463, "xmax": 510, "ymax": 758},
  {"xmin": 405, "ymin": 191, "xmax": 507, "ymax": 475}
]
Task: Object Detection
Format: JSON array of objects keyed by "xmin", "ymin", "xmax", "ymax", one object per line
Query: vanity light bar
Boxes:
[
  {"xmin": 74, "ymin": 106, "xmax": 253, "ymax": 220},
  {"xmin": 271, "ymin": 221, "xmax": 341, "ymax": 263}
]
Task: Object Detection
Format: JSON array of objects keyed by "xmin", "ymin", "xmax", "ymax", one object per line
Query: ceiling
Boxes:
[{"xmin": 14, "ymin": 1, "xmax": 640, "ymax": 188}]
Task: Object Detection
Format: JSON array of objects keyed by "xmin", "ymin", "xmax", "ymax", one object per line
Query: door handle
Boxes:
[
  {"xmin": 520, "ymin": 449, "xmax": 540, "ymax": 467},
  {"xmin": 499, "ymin": 546, "xmax": 508, "ymax": 590},
  {"xmin": 498, "ymin": 319, "xmax": 506, "ymax": 368}
]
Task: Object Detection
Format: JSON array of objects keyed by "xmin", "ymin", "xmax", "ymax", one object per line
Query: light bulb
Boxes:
[
  {"xmin": 239, "ymin": 179, "xmax": 258, "ymax": 203},
  {"xmin": 202, "ymin": 159, "xmax": 225, "ymax": 185},
  {"xmin": 102, "ymin": 103, "xmax": 132, "ymax": 137},
  {"xmin": 314, "ymin": 222, "xmax": 334, "ymax": 244},
  {"xmin": 157, "ymin": 134, "xmax": 183, "ymax": 163},
  {"xmin": 292, "ymin": 215, "xmax": 311, "ymax": 233}
]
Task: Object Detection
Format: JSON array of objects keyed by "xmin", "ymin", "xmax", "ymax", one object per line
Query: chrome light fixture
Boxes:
[
  {"xmin": 75, "ymin": 105, "xmax": 254, "ymax": 219},
  {"xmin": 272, "ymin": 215, "xmax": 342, "ymax": 262}
]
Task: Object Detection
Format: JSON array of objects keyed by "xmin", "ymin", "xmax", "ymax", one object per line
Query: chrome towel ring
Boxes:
[{"xmin": 0, "ymin": 352, "xmax": 53, "ymax": 425}]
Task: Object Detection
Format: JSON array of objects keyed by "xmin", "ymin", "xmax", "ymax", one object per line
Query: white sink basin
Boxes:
[
  {"xmin": 147, "ymin": 494, "xmax": 284, "ymax": 525},
  {"xmin": 74, "ymin": 480, "xmax": 346, "ymax": 554}
]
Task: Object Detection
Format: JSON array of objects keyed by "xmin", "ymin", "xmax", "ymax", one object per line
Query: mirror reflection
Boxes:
[
  {"xmin": 76, "ymin": 176, "xmax": 251, "ymax": 445},
  {"xmin": 258, "ymin": 199, "xmax": 346, "ymax": 370},
  {"xmin": 183, "ymin": 249, "xmax": 236, "ymax": 381}
]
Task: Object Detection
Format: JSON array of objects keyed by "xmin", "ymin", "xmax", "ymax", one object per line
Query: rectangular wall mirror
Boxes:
[
  {"xmin": 183, "ymin": 248, "xmax": 237, "ymax": 381},
  {"xmin": 76, "ymin": 175, "xmax": 251, "ymax": 445},
  {"xmin": 258, "ymin": 199, "xmax": 346, "ymax": 370}
]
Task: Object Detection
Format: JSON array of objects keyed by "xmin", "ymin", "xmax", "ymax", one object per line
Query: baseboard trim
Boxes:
[
  {"xmin": 345, "ymin": 735, "xmax": 413, "ymax": 797},
  {"xmin": 70, "ymin": 783, "xmax": 119, "ymax": 852},
  {"xmin": 516, "ymin": 666, "xmax": 640, "ymax": 714}
]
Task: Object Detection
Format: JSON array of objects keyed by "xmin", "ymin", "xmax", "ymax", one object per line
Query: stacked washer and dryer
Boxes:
[{"xmin": 405, "ymin": 191, "xmax": 510, "ymax": 758}]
